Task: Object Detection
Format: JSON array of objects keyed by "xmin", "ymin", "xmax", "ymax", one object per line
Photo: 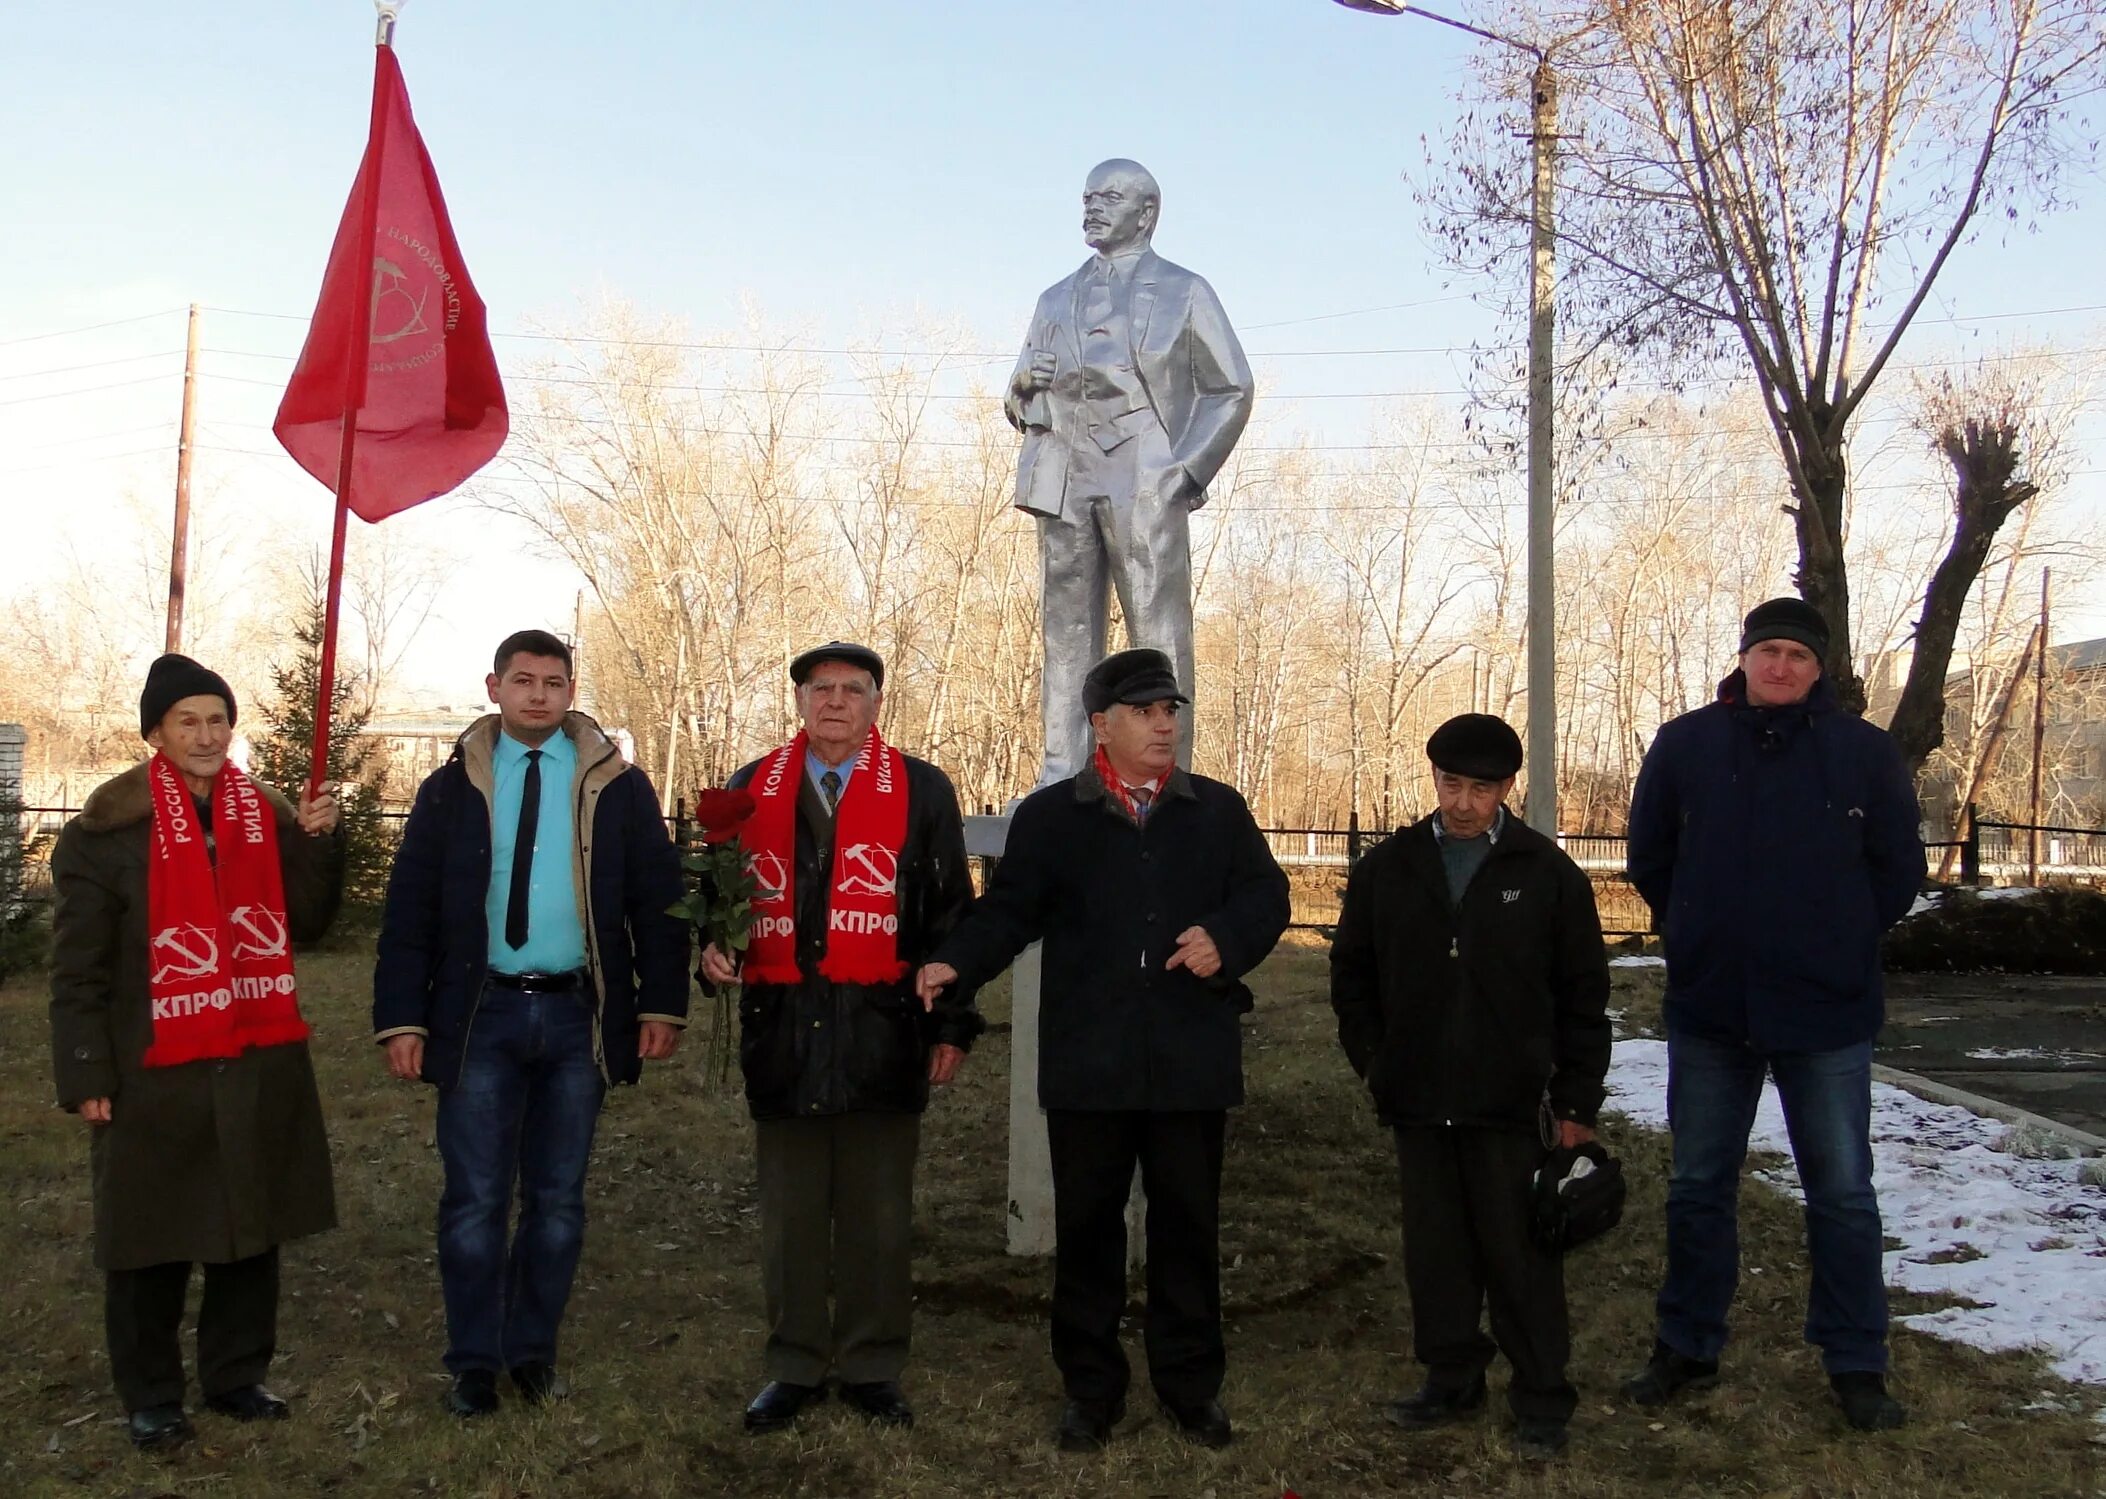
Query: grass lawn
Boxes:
[{"xmin": 0, "ymin": 937, "xmax": 2099, "ymax": 1497}]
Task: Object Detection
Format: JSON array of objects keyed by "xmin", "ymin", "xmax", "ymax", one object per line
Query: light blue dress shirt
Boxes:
[
  {"xmin": 487, "ymin": 728, "xmax": 588, "ymax": 972},
  {"xmin": 805, "ymin": 745, "xmax": 861, "ymax": 807}
]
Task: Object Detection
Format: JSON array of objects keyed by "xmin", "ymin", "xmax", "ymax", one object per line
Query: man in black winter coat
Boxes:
[
  {"xmin": 1620, "ymin": 599, "xmax": 1922, "ymax": 1433},
  {"xmin": 918, "ymin": 648, "xmax": 1290, "ymax": 1453},
  {"xmin": 1330, "ymin": 713, "xmax": 1610, "ymax": 1461},
  {"xmin": 698, "ymin": 641, "xmax": 982, "ymax": 1435}
]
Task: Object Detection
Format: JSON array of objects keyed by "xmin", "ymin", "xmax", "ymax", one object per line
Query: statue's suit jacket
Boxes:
[{"xmin": 1005, "ymin": 249, "xmax": 1254, "ymax": 522}]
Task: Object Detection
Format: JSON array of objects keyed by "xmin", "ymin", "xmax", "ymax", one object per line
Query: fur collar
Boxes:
[{"xmin": 76, "ymin": 761, "xmax": 300, "ymax": 834}]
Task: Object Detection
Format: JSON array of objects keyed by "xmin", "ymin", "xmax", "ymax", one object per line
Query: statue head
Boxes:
[{"xmin": 1082, "ymin": 159, "xmax": 1160, "ymax": 255}]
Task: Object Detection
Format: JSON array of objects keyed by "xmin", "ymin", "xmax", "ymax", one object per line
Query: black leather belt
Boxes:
[{"xmin": 487, "ymin": 968, "xmax": 589, "ymax": 993}]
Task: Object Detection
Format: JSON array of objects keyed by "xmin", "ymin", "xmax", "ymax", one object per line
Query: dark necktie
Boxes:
[
  {"xmin": 1129, "ymin": 784, "xmax": 1154, "ymax": 824},
  {"xmin": 820, "ymin": 769, "xmax": 842, "ymax": 814},
  {"xmin": 505, "ymin": 749, "xmax": 542, "ymax": 950}
]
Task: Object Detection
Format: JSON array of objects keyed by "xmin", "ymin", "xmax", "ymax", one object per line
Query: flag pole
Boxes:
[{"xmin": 308, "ymin": 5, "xmax": 399, "ymax": 803}]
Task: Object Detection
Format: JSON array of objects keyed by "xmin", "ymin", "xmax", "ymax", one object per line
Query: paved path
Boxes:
[{"xmin": 1879, "ymin": 973, "xmax": 2106, "ymax": 1139}]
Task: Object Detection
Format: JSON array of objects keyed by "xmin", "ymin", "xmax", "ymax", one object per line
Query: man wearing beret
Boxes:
[
  {"xmin": 918, "ymin": 647, "xmax": 1290, "ymax": 1452},
  {"xmin": 1622, "ymin": 599, "xmax": 1922, "ymax": 1432},
  {"xmin": 699, "ymin": 641, "xmax": 983, "ymax": 1434},
  {"xmin": 1329, "ymin": 713, "xmax": 1609, "ymax": 1460}
]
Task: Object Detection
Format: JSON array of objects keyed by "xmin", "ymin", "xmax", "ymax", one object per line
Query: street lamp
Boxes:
[{"xmin": 1331, "ymin": 0, "xmax": 1561, "ymax": 837}]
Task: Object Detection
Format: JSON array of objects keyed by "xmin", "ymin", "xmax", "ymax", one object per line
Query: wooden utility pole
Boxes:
[
  {"xmin": 2028, "ymin": 568, "xmax": 2051, "ymax": 883},
  {"xmin": 164, "ymin": 303, "xmax": 201, "ymax": 652}
]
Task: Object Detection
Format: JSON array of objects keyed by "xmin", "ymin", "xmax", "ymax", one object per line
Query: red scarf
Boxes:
[
  {"xmin": 738, "ymin": 729, "xmax": 909, "ymax": 986},
  {"xmin": 1092, "ymin": 746, "xmax": 1159, "ymax": 825},
  {"xmin": 143, "ymin": 753, "xmax": 308, "ymax": 1067}
]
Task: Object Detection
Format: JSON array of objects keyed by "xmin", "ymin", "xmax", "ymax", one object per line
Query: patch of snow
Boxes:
[
  {"xmin": 1607, "ymin": 1039, "xmax": 2106, "ymax": 1386},
  {"xmin": 1610, "ymin": 955, "xmax": 1666, "ymax": 969},
  {"xmin": 1904, "ymin": 885, "xmax": 2042, "ymax": 918},
  {"xmin": 1966, "ymin": 1047, "xmax": 2105, "ymax": 1064}
]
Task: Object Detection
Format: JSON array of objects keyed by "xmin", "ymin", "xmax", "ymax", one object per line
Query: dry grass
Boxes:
[{"xmin": 1, "ymin": 934, "xmax": 2100, "ymax": 1498}]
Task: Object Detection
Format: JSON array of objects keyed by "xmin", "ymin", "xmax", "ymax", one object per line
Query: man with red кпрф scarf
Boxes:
[
  {"xmin": 700, "ymin": 641, "xmax": 983, "ymax": 1435},
  {"xmin": 49, "ymin": 653, "xmax": 343, "ymax": 1451}
]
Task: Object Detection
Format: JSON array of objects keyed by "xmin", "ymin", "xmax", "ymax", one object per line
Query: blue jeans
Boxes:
[
  {"xmin": 1657, "ymin": 1029, "xmax": 1888, "ymax": 1374},
  {"xmin": 435, "ymin": 985, "xmax": 605, "ymax": 1375}
]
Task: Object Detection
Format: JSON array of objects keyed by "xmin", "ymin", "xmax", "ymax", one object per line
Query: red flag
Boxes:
[{"xmin": 273, "ymin": 45, "xmax": 507, "ymax": 521}]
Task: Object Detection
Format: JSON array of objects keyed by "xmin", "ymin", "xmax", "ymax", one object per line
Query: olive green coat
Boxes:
[{"xmin": 48, "ymin": 764, "xmax": 343, "ymax": 1271}]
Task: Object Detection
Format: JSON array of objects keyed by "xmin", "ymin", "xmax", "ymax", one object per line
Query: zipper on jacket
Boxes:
[{"xmin": 575, "ymin": 738, "xmax": 620, "ymax": 1084}]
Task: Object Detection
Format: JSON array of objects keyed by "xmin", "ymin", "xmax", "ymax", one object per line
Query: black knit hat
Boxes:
[
  {"xmin": 139, "ymin": 653, "xmax": 237, "ymax": 738},
  {"xmin": 789, "ymin": 640, "xmax": 885, "ymax": 691},
  {"xmin": 1426, "ymin": 713, "xmax": 1523, "ymax": 780},
  {"xmin": 1739, "ymin": 597, "xmax": 1829, "ymax": 658},
  {"xmin": 1083, "ymin": 648, "xmax": 1190, "ymax": 715}
]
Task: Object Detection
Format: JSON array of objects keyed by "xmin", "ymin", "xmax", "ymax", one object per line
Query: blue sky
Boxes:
[{"xmin": 4, "ymin": 0, "xmax": 2102, "ymax": 690}]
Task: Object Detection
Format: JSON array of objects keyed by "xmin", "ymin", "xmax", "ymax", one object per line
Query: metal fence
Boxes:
[
  {"xmin": 17, "ymin": 801, "xmax": 2106, "ymax": 940},
  {"xmin": 1261, "ymin": 822, "xmax": 1652, "ymax": 935}
]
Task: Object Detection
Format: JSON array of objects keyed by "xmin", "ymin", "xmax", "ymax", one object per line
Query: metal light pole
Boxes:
[{"xmin": 1332, "ymin": 0, "xmax": 1560, "ymax": 834}]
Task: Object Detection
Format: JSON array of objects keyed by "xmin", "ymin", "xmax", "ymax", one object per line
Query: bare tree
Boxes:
[{"xmin": 1428, "ymin": 0, "xmax": 2106, "ymax": 709}]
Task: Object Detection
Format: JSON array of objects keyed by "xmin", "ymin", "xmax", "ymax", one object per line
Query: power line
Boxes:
[
  {"xmin": 0, "ymin": 350, "xmax": 182, "ymax": 384},
  {"xmin": 0, "ymin": 308, "xmax": 182, "ymax": 347},
  {"xmin": 0, "ymin": 373, "xmax": 173, "ymax": 408}
]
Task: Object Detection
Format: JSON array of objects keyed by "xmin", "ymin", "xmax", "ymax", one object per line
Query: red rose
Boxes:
[{"xmin": 694, "ymin": 787, "xmax": 756, "ymax": 844}]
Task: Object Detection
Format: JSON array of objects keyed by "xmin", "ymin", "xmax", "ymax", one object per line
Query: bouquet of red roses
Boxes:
[{"xmin": 669, "ymin": 788, "xmax": 758, "ymax": 1088}]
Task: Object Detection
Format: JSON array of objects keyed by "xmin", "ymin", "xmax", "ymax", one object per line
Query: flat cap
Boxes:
[
  {"xmin": 1426, "ymin": 713, "xmax": 1523, "ymax": 781},
  {"xmin": 140, "ymin": 653, "xmax": 237, "ymax": 739},
  {"xmin": 1739, "ymin": 597, "xmax": 1829, "ymax": 658},
  {"xmin": 789, "ymin": 640, "xmax": 885, "ymax": 691},
  {"xmin": 1083, "ymin": 647, "xmax": 1190, "ymax": 715}
]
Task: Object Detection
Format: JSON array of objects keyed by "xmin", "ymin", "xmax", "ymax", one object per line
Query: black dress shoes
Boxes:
[
  {"xmin": 446, "ymin": 1369, "xmax": 501, "ymax": 1418},
  {"xmin": 510, "ymin": 1362, "xmax": 569, "ymax": 1404},
  {"xmin": 840, "ymin": 1380, "xmax": 914, "ymax": 1427},
  {"xmin": 1385, "ymin": 1376, "xmax": 1488, "ymax": 1430},
  {"xmin": 1055, "ymin": 1396, "xmax": 1124, "ymax": 1452},
  {"xmin": 744, "ymin": 1380, "xmax": 828, "ymax": 1434},
  {"xmin": 128, "ymin": 1404, "xmax": 194, "ymax": 1450},
  {"xmin": 204, "ymin": 1384, "xmax": 290, "ymax": 1421},
  {"xmin": 1162, "ymin": 1397, "xmax": 1234, "ymax": 1448}
]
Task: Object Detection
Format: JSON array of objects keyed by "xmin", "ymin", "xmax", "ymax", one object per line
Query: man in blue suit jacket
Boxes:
[
  {"xmin": 1007, "ymin": 159, "xmax": 1254, "ymax": 783},
  {"xmin": 1622, "ymin": 599, "xmax": 1922, "ymax": 1433}
]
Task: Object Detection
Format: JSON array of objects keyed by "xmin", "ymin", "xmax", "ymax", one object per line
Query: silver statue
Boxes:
[{"xmin": 1008, "ymin": 159, "xmax": 1255, "ymax": 783}]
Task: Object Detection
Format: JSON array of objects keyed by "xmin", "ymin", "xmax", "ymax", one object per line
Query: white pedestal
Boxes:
[{"xmin": 968, "ymin": 812, "xmax": 1144, "ymax": 1264}]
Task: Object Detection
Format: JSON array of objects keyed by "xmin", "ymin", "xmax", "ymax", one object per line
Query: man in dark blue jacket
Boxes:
[
  {"xmin": 918, "ymin": 648, "xmax": 1290, "ymax": 1454},
  {"xmin": 373, "ymin": 630, "xmax": 689, "ymax": 1418},
  {"xmin": 1623, "ymin": 599, "xmax": 1922, "ymax": 1432}
]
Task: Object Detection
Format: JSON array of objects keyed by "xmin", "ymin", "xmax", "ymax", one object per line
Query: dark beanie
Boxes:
[
  {"xmin": 1739, "ymin": 597, "xmax": 1829, "ymax": 658},
  {"xmin": 1426, "ymin": 713, "xmax": 1524, "ymax": 780},
  {"xmin": 139, "ymin": 654, "xmax": 237, "ymax": 738}
]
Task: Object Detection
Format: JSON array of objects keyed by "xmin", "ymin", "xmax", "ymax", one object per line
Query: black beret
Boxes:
[
  {"xmin": 1739, "ymin": 597, "xmax": 1829, "ymax": 658},
  {"xmin": 1083, "ymin": 647, "xmax": 1190, "ymax": 715},
  {"xmin": 140, "ymin": 653, "xmax": 237, "ymax": 739},
  {"xmin": 789, "ymin": 640, "xmax": 885, "ymax": 691},
  {"xmin": 1426, "ymin": 713, "xmax": 1523, "ymax": 780}
]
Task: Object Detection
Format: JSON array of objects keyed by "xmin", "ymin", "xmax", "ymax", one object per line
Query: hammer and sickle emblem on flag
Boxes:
[
  {"xmin": 836, "ymin": 843, "xmax": 899, "ymax": 897},
  {"xmin": 369, "ymin": 254, "xmax": 431, "ymax": 344},
  {"xmin": 748, "ymin": 851, "xmax": 791, "ymax": 903},
  {"xmin": 151, "ymin": 924, "xmax": 221, "ymax": 984},
  {"xmin": 228, "ymin": 905, "xmax": 291, "ymax": 961}
]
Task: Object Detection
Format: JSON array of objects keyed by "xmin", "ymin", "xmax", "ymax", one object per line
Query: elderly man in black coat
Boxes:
[
  {"xmin": 919, "ymin": 648, "xmax": 1290, "ymax": 1453},
  {"xmin": 1329, "ymin": 713, "xmax": 1610, "ymax": 1461}
]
